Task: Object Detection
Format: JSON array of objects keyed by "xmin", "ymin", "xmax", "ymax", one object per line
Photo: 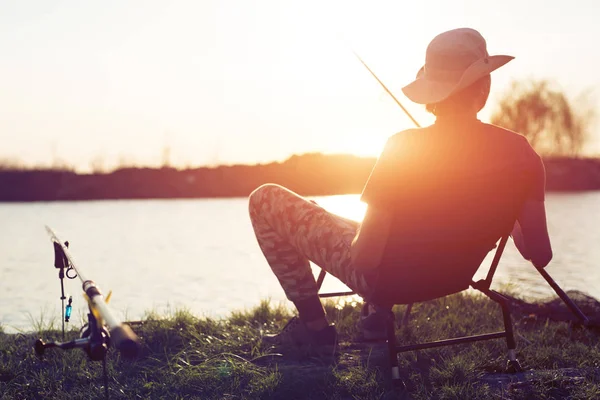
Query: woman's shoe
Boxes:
[
  {"xmin": 357, "ymin": 303, "xmax": 389, "ymax": 342},
  {"xmin": 262, "ymin": 317, "xmax": 337, "ymax": 354}
]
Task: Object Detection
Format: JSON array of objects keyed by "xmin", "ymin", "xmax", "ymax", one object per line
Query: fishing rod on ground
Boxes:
[{"xmin": 34, "ymin": 226, "xmax": 140, "ymax": 400}]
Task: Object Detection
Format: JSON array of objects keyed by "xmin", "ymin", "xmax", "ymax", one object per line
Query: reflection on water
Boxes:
[
  {"xmin": 0, "ymin": 192, "xmax": 598, "ymax": 332},
  {"xmin": 315, "ymin": 194, "xmax": 367, "ymax": 222}
]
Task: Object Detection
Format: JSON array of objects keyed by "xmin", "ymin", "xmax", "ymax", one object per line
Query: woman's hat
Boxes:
[{"xmin": 401, "ymin": 28, "xmax": 514, "ymax": 104}]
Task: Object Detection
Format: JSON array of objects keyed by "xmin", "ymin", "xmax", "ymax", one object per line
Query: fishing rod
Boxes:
[
  {"xmin": 352, "ymin": 51, "xmax": 421, "ymax": 128},
  {"xmin": 34, "ymin": 226, "xmax": 140, "ymax": 399}
]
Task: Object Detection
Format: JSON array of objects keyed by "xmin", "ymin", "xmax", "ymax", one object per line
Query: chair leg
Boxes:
[
  {"xmin": 386, "ymin": 311, "xmax": 402, "ymax": 385},
  {"xmin": 316, "ymin": 269, "xmax": 326, "ymax": 291},
  {"xmin": 535, "ymin": 265, "xmax": 590, "ymax": 325},
  {"xmin": 492, "ymin": 291, "xmax": 523, "ymax": 373},
  {"xmin": 498, "ymin": 298, "xmax": 523, "ymax": 373},
  {"xmin": 400, "ymin": 303, "xmax": 412, "ymax": 328},
  {"xmin": 478, "ymin": 288, "xmax": 523, "ymax": 373}
]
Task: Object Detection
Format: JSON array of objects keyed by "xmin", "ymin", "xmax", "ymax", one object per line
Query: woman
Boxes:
[{"xmin": 248, "ymin": 28, "xmax": 552, "ymax": 351}]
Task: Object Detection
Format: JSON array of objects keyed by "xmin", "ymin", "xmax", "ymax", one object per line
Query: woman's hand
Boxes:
[{"xmin": 350, "ymin": 205, "xmax": 392, "ymax": 271}]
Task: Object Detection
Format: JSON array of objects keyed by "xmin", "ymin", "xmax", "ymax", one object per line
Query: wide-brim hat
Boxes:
[{"xmin": 402, "ymin": 28, "xmax": 514, "ymax": 105}]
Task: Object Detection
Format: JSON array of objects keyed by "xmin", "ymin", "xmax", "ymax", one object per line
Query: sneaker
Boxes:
[
  {"xmin": 357, "ymin": 303, "xmax": 390, "ymax": 342},
  {"xmin": 262, "ymin": 317, "xmax": 337, "ymax": 352}
]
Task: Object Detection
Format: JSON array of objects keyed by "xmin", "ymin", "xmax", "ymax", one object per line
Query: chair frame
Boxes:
[{"xmin": 316, "ymin": 233, "xmax": 589, "ymax": 384}]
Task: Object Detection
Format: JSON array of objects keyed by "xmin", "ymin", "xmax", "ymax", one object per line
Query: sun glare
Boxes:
[
  {"xmin": 312, "ymin": 194, "xmax": 367, "ymax": 222},
  {"xmin": 331, "ymin": 135, "xmax": 386, "ymax": 159}
]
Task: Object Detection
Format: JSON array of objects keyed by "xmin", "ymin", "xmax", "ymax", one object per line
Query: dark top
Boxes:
[{"xmin": 360, "ymin": 116, "xmax": 546, "ymax": 304}]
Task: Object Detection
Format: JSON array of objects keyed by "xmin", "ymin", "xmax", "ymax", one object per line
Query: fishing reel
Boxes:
[{"xmin": 35, "ymin": 309, "xmax": 111, "ymax": 362}]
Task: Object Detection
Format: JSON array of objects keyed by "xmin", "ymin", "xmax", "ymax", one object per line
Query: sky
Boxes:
[{"xmin": 1, "ymin": 0, "xmax": 599, "ymax": 171}]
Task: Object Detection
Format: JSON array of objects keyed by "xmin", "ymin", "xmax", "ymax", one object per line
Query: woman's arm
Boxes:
[
  {"xmin": 353, "ymin": 133, "xmax": 409, "ymax": 270},
  {"xmin": 510, "ymin": 219, "xmax": 529, "ymax": 260},
  {"xmin": 511, "ymin": 199, "xmax": 553, "ymax": 268},
  {"xmin": 350, "ymin": 205, "xmax": 392, "ymax": 271}
]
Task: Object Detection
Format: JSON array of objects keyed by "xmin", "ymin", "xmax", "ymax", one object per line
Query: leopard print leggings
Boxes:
[{"xmin": 249, "ymin": 184, "xmax": 375, "ymax": 301}]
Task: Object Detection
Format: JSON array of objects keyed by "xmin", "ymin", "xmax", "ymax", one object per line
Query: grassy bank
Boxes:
[{"xmin": 1, "ymin": 294, "xmax": 599, "ymax": 399}]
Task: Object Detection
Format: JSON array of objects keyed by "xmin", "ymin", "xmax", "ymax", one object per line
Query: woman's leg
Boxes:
[{"xmin": 249, "ymin": 184, "xmax": 372, "ymax": 330}]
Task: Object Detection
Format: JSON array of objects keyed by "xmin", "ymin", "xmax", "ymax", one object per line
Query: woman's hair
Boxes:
[{"xmin": 425, "ymin": 75, "xmax": 491, "ymax": 116}]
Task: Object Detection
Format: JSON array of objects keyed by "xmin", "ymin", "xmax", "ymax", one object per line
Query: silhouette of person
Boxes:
[{"xmin": 249, "ymin": 28, "xmax": 552, "ymax": 350}]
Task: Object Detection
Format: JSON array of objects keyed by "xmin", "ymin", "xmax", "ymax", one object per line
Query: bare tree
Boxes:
[
  {"xmin": 161, "ymin": 144, "xmax": 172, "ymax": 168},
  {"xmin": 490, "ymin": 80, "xmax": 595, "ymax": 156},
  {"xmin": 89, "ymin": 154, "xmax": 107, "ymax": 174},
  {"xmin": 117, "ymin": 154, "xmax": 137, "ymax": 170},
  {"xmin": 0, "ymin": 157, "xmax": 27, "ymax": 171}
]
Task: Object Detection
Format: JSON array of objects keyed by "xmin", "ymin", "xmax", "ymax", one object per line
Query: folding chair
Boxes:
[{"xmin": 316, "ymin": 169, "xmax": 589, "ymax": 385}]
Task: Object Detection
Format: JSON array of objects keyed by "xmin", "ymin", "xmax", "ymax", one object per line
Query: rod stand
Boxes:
[{"xmin": 54, "ymin": 241, "xmax": 69, "ymax": 339}]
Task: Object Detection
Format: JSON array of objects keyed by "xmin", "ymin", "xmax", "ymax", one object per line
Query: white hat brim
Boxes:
[{"xmin": 401, "ymin": 55, "xmax": 514, "ymax": 104}]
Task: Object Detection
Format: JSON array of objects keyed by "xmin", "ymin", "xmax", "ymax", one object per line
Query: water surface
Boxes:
[{"xmin": 1, "ymin": 193, "xmax": 598, "ymax": 332}]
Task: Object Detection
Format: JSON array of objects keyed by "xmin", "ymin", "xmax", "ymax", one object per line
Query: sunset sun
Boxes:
[{"xmin": 328, "ymin": 133, "xmax": 387, "ymax": 159}]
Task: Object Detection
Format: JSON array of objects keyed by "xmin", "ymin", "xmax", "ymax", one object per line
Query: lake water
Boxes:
[{"xmin": 1, "ymin": 193, "xmax": 599, "ymax": 333}]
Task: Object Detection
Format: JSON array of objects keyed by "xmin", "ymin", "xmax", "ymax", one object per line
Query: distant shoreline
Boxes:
[{"xmin": 1, "ymin": 154, "xmax": 599, "ymax": 202}]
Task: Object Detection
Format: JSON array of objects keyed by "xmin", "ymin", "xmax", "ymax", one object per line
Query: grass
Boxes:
[{"xmin": 1, "ymin": 294, "xmax": 599, "ymax": 399}]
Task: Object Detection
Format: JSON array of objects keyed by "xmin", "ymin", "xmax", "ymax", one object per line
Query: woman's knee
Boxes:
[{"xmin": 248, "ymin": 183, "xmax": 286, "ymax": 214}]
